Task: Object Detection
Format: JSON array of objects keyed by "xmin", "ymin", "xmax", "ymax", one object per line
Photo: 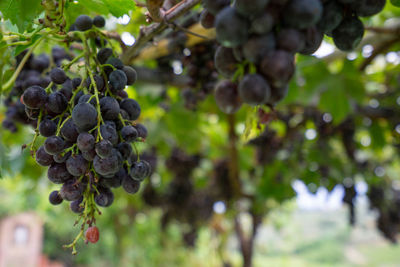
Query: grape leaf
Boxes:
[
  {"xmin": 391, "ymin": 0, "xmax": 400, "ymax": 7},
  {"xmin": 102, "ymin": 0, "xmax": 136, "ymax": 17},
  {"xmin": 0, "ymin": 0, "xmax": 42, "ymax": 33}
]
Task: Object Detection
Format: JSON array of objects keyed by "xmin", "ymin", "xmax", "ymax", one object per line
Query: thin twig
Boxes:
[{"xmin": 122, "ymin": 0, "xmax": 201, "ymax": 64}]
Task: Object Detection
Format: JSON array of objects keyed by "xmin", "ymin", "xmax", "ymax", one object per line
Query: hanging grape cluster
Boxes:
[
  {"xmin": 7, "ymin": 14, "xmax": 151, "ymax": 251},
  {"xmin": 200, "ymin": 0, "xmax": 387, "ymax": 113}
]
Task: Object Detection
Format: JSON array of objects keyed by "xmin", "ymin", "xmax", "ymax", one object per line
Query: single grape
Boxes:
[
  {"xmin": 75, "ymin": 15, "xmax": 93, "ymax": 31},
  {"xmin": 93, "ymin": 153, "xmax": 119, "ymax": 176},
  {"xmin": 130, "ymin": 160, "xmax": 151, "ymax": 181},
  {"xmin": 122, "ymin": 66, "xmax": 137, "ymax": 85},
  {"xmin": 95, "ymin": 139, "xmax": 113, "ymax": 158},
  {"xmin": 72, "ymin": 102, "xmax": 98, "ymax": 131},
  {"xmin": 121, "ymin": 125, "xmax": 138, "ymax": 142},
  {"xmin": 283, "ymin": 0, "xmax": 323, "ymax": 29},
  {"xmin": 120, "ymin": 98, "xmax": 141, "ymax": 120},
  {"xmin": 22, "ymin": 85, "xmax": 47, "ymax": 109},
  {"xmin": 109, "ymin": 69, "xmax": 127, "ymax": 91},
  {"xmin": 238, "ymin": 74, "xmax": 271, "ymax": 106},
  {"xmin": 214, "ymin": 80, "xmax": 242, "ymax": 114},
  {"xmin": 242, "ymin": 34, "xmax": 276, "ymax": 63},
  {"xmin": 214, "ymin": 46, "xmax": 238, "ymax": 78},
  {"xmin": 100, "ymin": 96, "xmax": 120, "ymax": 120},
  {"xmin": 39, "ymin": 118, "xmax": 57, "ymax": 137},
  {"xmin": 60, "ymin": 118, "xmax": 79, "ymax": 142},
  {"xmin": 277, "ymin": 28, "xmax": 306, "ymax": 53},
  {"xmin": 122, "ymin": 176, "xmax": 141, "ymax": 194},
  {"xmin": 70, "ymin": 197, "xmax": 84, "ymax": 213},
  {"xmin": 48, "ymin": 163, "xmax": 73, "ymax": 184},
  {"xmin": 332, "ymin": 16, "xmax": 364, "ymax": 51},
  {"xmin": 134, "ymin": 123, "xmax": 148, "ymax": 139},
  {"xmin": 50, "ymin": 68, "xmax": 68, "ymax": 84},
  {"xmin": 97, "ymin": 48, "xmax": 113, "ymax": 64},
  {"xmin": 85, "ymin": 226, "xmax": 100, "ymax": 243},
  {"xmin": 99, "ymin": 124, "xmax": 118, "ymax": 145},
  {"xmin": 77, "ymin": 132, "xmax": 95, "ymax": 152},
  {"xmin": 44, "ymin": 135, "xmax": 65, "ymax": 155},
  {"xmin": 47, "ymin": 91, "xmax": 68, "ymax": 114},
  {"xmin": 215, "ymin": 7, "xmax": 249, "ymax": 48},
  {"xmin": 60, "ymin": 179, "xmax": 83, "ymax": 201},
  {"xmin": 260, "ymin": 50, "xmax": 295, "ymax": 88},
  {"xmin": 66, "ymin": 154, "xmax": 89, "ymax": 176},
  {"xmin": 93, "ymin": 15, "xmax": 106, "ymax": 27},
  {"xmin": 49, "ymin": 190, "xmax": 63, "ymax": 205},
  {"xmin": 94, "ymin": 187, "xmax": 114, "ymax": 207},
  {"xmin": 36, "ymin": 146, "xmax": 54, "ymax": 166}
]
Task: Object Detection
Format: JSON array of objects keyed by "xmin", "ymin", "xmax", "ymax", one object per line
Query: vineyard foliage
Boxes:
[{"xmin": 0, "ymin": 0, "xmax": 400, "ymax": 265}]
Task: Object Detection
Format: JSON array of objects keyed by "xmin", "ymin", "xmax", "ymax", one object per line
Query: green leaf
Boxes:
[
  {"xmin": 12, "ymin": 34, "xmax": 42, "ymax": 57},
  {"xmin": 319, "ymin": 77, "xmax": 351, "ymax": 124},
  {"xmin": 391, "ymin": 0, "xmax": 400, "ymax": 7},
  {"xmin": 0, "ymin": 0, "xmax": 42, "ymax": 33},
  {"xmin": 102, "ymin": 0, "xmax": 136, "ymax": 17}
]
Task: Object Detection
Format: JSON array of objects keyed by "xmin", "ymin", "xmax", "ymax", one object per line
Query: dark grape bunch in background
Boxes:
[
  {"xmin": 2, "ymin": 48, "xmax": 71, "ymax": 132},
  {"xmin": 9, "ymin": 14, "xmax": 151, "ymax": 250},
  {"xmin": 201, "ymin": 0, "xmax": 388, "ymax": 113},
  {"xmin": 181, "ymin": 42, "xmax": 219, "ymax": 110}
]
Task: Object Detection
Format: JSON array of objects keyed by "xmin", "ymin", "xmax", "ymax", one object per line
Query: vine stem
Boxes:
[{"xmin": 1, "ymin": 35, "xmax": 46, "ymax": 94}]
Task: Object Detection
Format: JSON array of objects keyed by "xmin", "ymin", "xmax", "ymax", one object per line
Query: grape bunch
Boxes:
[
  {"xmin": 14, "ymin": 14, "xmax": 150, "ymax": 250},
  {"xmin": 2, "ymin": 47, "xmax": 71, "ymax": 132},
  {"xmin": 201, "ymin": 0, "xmax": 390, "ymax": 113},
  {"xmin": 181, "ymin": 42, "xmax": 219, "ymax": 110}
]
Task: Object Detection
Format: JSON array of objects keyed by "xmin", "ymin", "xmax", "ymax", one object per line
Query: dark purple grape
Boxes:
[
  {"xmin": 94, "ymin": 187, "xmax": 114, "ymax": 207},
  {"xmin": 120, "ymin": 99, "xmax": 141, "ymax": 121},
  {"xmin": 100, "ymin": 96, "xmax": 120, "ymax": 120},
  {"xmin": 122, "ymin": 66, "xmax": 137, "ymax": 85},
  {"xmin": 77, "ymin": 132, "xmax": 95, "ymax": 152},
  {"xmin": 130, "ymin": 160, "xmax": 151, "ymax": 181},
  {"xmin": 93, "ymin": 15, "xmax": 106, "ymax": 27},
  {"xmin": 95, "ymin": 139, "xmax": 113, "ymax": 158},
  {"xmin": 121, "ymin": 125, "xmax": 138, "ymax": 142},
  {"xmin": 60, "ymin": 179, "xmax": 83, "ymax": 201},
  {"xmin": 60, "ymin": 118, "xmax": 79, "ymax": 142},
  {"xmin": 70, "ymin": 197, "xmax": 84, "ymax": 213},
  {"xmin": 242, "ymin": 34, "xmax": 276, "ymax": 63},
  {"xmin": 39, "ymin": 118, "xmax": 57, "ymax": 137},
  {"xmin": 36, "ymin": 146, "xmax": 54, "ymax": 166},
  {"xmin": 134, "ymin": 123, "xmax": 148, "ymax": 139},
  {"xmin": 215, "ymin": 7, "xmax": 249, "ymax": 48},
  {"xmin": 93, "ymin": 153, "xmax": 119, "ymax": 176},
  {"xmin": 44, "ymin": 135, "xmax": 65, "ymax": 155},
  {"xmin": 72, "ymin": 102, "xmax": 98, "ymax": 131},
  {"xmin": 109, "ymin": 70, "xmax": 127, "ymax": 91},
  {"xmin": 50, "ymin": 67, "xmax": 68, "ymax": 84},
  {"xmin": 47, "ymin": 91, "xmax": 68, "ymax": 114},
  {"xmin": 214, "ymin": 46, "xmax": 238, "ymax": 78},
  {"xmin": 48, "ymin": 163, "xmax": 72, "ymax": 184},
  {"xmin": 283, "ymin": 0, "xmax": 323, "ymax": 29},
  {"xmin": 97, "ymin": 48, "xmax": 113, "ymax": 64},
  {"xmin": 22, "ymin": 85, "xmax": 47, "ymax": 109},
  {"xmin": 49, "ymin": 190, "xmax": 63, "ymax": 205},
  {"xmin": 214, "ymin": 80, "xmax": 242, "ymax": 114},
  {"xmin": 238, "ymin": 74, "xmax": 271, "ymax": 106},
  {"xmin": 122, "ymin": 176, "xmax": 140, "ymax": 194},
  {"xmin": 332, "ymin": 16, "xmax": 364, "ymax": 51},
  {"xmin": 66, "ymin": 154, "xmax": 89, "ymax": 176},
  {"xmin": 75, "ymin": 15, "xmax": 93, "ymax": 31},
  {"xmin": 260, "ymin": 50, "xmax": 295, "ymax": 88}
]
